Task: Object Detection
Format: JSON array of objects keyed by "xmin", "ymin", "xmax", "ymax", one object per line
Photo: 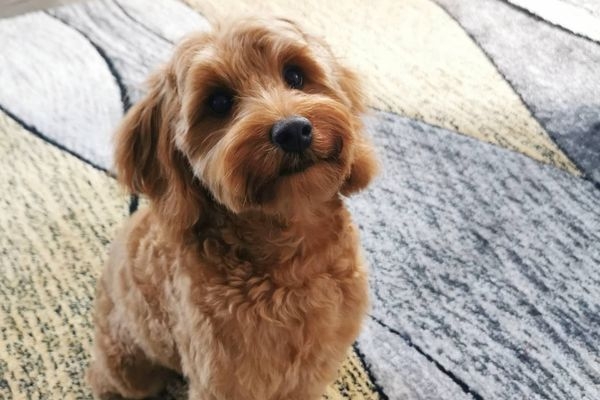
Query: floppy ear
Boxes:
[
  {"xmin": 114, "ymin": 69, "xmax": 204, "ymax": 231},
  {"xmin": 341, "ymin": 135, "xmax": 378, "ymax": 196},
  {"xmin": 114, "ymin": 72, "xmax": 167, "ymax": 198},
  {"xmin": 337, "ymin": 66, "xmax": 379, "ymax": 195}
]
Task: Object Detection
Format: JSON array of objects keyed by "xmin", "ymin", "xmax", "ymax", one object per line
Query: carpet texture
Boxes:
[
  {"xmin": 1, "ymin": 0, "xmax": 599, "ymax": 399},
  {"xmin": 507, "ymin": 0, "xmax": 600, "ymax": 43},
  {"xmin": 437, "ymin": 0, "xmax": 600, "ymax": 184}
]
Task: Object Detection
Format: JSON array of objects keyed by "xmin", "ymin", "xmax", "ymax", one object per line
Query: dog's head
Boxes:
[{"xmin": 115, "ymin": 17, "xmax": 377, "ymax": 229}]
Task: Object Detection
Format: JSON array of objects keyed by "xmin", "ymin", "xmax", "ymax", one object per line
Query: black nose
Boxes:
[{"xmin": 270, "ymin": 116, "xmax": 312, "ymax": 153}]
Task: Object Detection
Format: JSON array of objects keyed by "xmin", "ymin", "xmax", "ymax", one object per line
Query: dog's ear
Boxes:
[
  {"xmin": 341, "ymin": 134, "xmax": 378, "ymax": 196},
  {"xmin": 114, "ymin": 72, "xmax": 168, "ymax": 198},
  {"xmin": 337, "ymin": 67, "xmax": 379, "ymax": 195},
  {"xmin": 114, "ymin": 69, "xmax": 205, "ymax": 231}
]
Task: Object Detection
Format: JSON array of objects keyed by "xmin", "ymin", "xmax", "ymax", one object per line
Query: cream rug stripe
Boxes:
[
  {"xmin": 185, "ymin": 0, "xmax": 578, "ymax": 174},
  {"xmin": 0, "ymin": 112, "xmax": 126, "ymax": 398}
]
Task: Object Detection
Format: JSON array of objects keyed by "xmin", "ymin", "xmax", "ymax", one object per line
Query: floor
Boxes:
[
  {"xmin": 0, "ymin": 0, "xmax": 79, "ymax": 18},
  {"xmin": 1, "ymin": 1, "xmax": 599, "ymax": 399}
]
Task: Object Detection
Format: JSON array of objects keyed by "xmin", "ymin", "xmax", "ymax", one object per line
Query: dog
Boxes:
[{"xmin": 87, "ymin": 16, "xmax": 377, "ymax": 400}]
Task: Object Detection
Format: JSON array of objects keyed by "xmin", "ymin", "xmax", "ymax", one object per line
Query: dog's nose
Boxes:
[{"xmin": 270, "ymin": 116, "xmax": 312, "ymax": 153}]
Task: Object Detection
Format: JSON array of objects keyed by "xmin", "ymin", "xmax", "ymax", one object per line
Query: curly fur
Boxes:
[{"xmin": 87, "ymin": 16, "xmax": 378, "ymax": 400}]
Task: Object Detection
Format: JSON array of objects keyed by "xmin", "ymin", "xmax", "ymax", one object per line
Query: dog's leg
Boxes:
[
  {"xmin": 87, "ymin": 281, "xmax": 174, "ymax": 399},
  {"xmin": 87, "ymin": 344, "xmax": 173, "ymax": 399}
]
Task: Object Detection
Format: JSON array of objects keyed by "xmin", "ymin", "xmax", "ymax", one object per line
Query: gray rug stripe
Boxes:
[
  {"xmin": 0, "ymin": 0, "xmax": 78, "ymax": 18},
  {"xmin": 114, "ymin": 0, "xmax": 210, "ymax": 44},
  {"xmin": 506, "ymin": 0, "xmax": 600, "ymax": 44},
  {"xmin": 561, "ymin": 0, "xmax": 600, "ymax": 15},
  {"xmin": 358, "ymin": 317, "xmax": 476, "ymax": 400},
  {"xmin": 435, "ymin": 0, "xmax": 600, "ymax": 185},
  {"xmin": 0, "ymin": 12, "xmax": 122, "ymax": 170},
  {"xmin": 0, "ymin": 0, "xmax": 210, "ymax": 171},
  {"xmin": 50, "ymin": 0, "xmax": 209, "ymax": 107},
  {"xmin": 47, "ymin": 11, "xmax": 132, "ymax": 111},
  {"xmin": 349, "ymin": 111, "xmax": 600, "ymax": 399}
]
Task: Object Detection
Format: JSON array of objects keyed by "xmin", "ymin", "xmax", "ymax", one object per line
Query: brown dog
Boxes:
[{"xmin": 87, "ymin": 16, "xmax": 377, "ymax": 400}]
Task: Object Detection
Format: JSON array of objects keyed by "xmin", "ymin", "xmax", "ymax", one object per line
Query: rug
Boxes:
[{"xmin": 0, "ymin": 0, "xmax": 599, "ymax": 399}]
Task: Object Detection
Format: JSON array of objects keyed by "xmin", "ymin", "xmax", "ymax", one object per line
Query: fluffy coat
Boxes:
[{"xmin": 87, "ymin": 16, "xmax": 377, "ymax": 400}]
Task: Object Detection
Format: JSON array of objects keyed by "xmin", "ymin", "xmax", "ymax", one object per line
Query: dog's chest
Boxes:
[
  {"xmin": 165, "ymin": 224, "xmax": 368, "ymax": 395},
  {"xmin": 176, "ymin": 243, "xmax": 366, "ymax": 345}
]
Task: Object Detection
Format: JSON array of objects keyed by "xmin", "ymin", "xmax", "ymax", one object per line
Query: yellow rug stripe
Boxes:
[
  {"xmin": 0, "ymin": 111, "xmax": 380, "ymax": 398},
  {"xmin": 0, "ymin": 112, "xmax": 126, "ymax": 398},
  {"xmin": 184, "ymin": 0, "xmax": 578, "ymax": 174}
]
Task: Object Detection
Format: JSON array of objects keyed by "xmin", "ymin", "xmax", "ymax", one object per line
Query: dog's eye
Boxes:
[
  {"xmin": 208, "ymin": 92, "xmax": 233, "ymax": 115},
  {"xmin": 283, "ymin": 66, "xmax": 304, "ymax": 89}
]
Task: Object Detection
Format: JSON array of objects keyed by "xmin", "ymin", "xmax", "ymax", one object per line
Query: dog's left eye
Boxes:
[
  {"xmin": 283, "ymin": 66, "xmax": 304, "ymax": 89},
  {"xmin": 208, "ymin": 92, "xmax": 234, "ymax": 115}
]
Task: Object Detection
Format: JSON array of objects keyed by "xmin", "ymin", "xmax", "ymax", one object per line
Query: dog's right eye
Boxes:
[
  {"xmin": 283, "ymin": 66, "xmax": 304, "ymax": 89},
  {"xmin": 208, "ymin": 92, "xmax": 233, "ymax": 115}
]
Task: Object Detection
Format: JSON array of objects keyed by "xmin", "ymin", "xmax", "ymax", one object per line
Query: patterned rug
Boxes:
[{"xmin": 0, "ymin": 1, "xmax": 598, "ymax": 399}]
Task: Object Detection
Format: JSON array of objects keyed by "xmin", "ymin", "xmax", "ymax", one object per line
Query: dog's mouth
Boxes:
[
  {"xmin": 279, "ymin": 153, "xmax": 317, "ymax": 176},
  {"xmin": 278, "ymin": 137, "xmax": 343, "ymax": 177},
  {"xmin": 242, "ymin": 137, "xmax": 345, "ymax": 208}
]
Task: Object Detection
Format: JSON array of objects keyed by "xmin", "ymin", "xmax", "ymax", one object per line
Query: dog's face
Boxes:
[{"xmin": 115, "ymin": 17, "xmax": 377, "ymax": 228}]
